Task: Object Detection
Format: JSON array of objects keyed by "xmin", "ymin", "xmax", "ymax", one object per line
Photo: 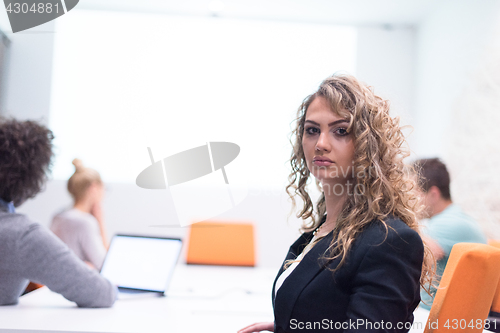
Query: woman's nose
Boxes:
[{"xmin": 315, "ymin": 132, "xmax": 331, "ymax": 152}]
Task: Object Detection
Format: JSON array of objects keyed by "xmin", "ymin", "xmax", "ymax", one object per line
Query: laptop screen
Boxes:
[{"xmin": 100, "ymin": 235, "xmax": 182, "ymax": 293}]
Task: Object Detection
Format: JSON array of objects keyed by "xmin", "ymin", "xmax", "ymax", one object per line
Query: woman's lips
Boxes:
[{"xmin": 313, "ymin": 160, "xmax": 333, "ymax": 166}]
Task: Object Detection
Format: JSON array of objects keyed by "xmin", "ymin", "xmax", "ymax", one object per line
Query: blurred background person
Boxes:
[
  {"xmin": 0, "ymin": 117, "xmax": 116, "ymax": 307},
  {"xmin": 414, "ymin": 158, "xmax": 487, "ymax": 310},
  {"xmin": 51, "ymin": 159, "xmax": 109, "ymax": 271}
]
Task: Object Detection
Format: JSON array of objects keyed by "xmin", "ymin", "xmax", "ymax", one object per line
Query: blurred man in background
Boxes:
[{"xmin": 414, "ymin": 158, "xmax": 487, "ymax": 310}]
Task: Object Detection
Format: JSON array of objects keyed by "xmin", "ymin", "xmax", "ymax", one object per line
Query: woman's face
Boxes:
[{"xmin": 302, "ymin": 96, "xmax": 355, "ymax": 190}]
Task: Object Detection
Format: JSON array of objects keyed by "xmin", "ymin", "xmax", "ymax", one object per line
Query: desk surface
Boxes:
[
  {"xmin": 0, "ymin": 265, "xmax": 275, "ymax": 333},
  {"xmin": 0, "ymin": 264, "xmax": 436, "ymax": 333}
]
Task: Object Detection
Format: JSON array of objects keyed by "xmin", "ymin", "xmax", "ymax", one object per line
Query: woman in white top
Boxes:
[{"xmin": 51, "ymin": 159, "xmax": 109, "ymax": 270}]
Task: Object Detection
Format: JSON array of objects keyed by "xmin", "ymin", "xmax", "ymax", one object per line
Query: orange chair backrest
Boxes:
[
  {"xmin": 424, "ymin": 243, "xmax": 500, "ymax": 333},
  {"xmin": 489, "ymin": 240, "xmax": 500, "ymax": 248},
  {"xmin": 186, "ymin": 221, "xmax": 255, "ymax": 266},
  {"xmin": 488, "ymin": 240, "xmax": 500, "ymax": 314}
]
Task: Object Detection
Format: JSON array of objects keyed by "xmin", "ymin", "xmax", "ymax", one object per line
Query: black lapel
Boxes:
[
  {"xmin": 273, "ymin": 231, "xmax": 334, "ymax": 326},
  {"xmin": 271, "ymin": 231, "xmax": 313, "ymax": 308}
]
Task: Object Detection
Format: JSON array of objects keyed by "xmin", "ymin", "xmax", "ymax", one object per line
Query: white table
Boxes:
[
  {"xmin": 0, "ymin": 264, "xmax": 438, "ymax": 333},
  {"xmin": 0, "ymin": 265, "xmax": 276, "ymax": 333}
]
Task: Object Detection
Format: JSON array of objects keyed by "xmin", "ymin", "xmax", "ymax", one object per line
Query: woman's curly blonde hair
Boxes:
[{"xmin": 286, "ymin": 73, "xmax": 434, "ymax": 293}]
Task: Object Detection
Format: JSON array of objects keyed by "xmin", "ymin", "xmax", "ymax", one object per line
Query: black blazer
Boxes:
[{"xmin": 272, "ymin": 216, "xmax": 424, "ymax": 333}]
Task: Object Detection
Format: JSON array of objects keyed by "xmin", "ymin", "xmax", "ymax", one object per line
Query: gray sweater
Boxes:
[{"xmin": 0, "ymin": 207, "xmax": 117, "ymax": 307}]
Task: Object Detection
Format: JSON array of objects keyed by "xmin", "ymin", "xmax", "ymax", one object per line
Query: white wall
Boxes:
[
  {"xmin": 356, "ymin": 25, "xmax": 416, "ymax": 147},
  {"xmin": 413, "ymin": 0, "xmax": 500, "ymax": 158},
  {"xmin": 0, "ymin": 11, "xmax": 55, "ymax": 124}
]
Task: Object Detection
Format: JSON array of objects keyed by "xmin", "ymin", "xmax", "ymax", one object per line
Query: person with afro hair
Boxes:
[{"xmin": 0, "ymin": 117, "xmax": 116, "ymax": 307}]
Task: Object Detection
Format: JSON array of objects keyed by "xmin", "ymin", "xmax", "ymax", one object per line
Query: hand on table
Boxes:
[{"xmin": 238, "ymin": 322, "xmax": 274, "ymax": 333}]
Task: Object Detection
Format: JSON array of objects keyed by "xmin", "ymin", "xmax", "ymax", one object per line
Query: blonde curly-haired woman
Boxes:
[{"xmin": 239, "ymin": 74, "xmax": 433, "ymax": 333}]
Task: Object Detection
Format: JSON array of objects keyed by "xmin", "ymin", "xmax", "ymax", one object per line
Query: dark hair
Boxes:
[
  {"xmin": 413, "ymin": 158, "xmax": 451, "ymax": 200},
  {"xmin": 0, "ymin": 118, "xmax": 54, "ymax": 206}
]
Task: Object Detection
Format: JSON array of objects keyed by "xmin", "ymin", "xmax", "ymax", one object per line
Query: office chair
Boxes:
[
  {"xmin": 486, "ymin": 240, "xmax": 500, "ymax": 333},
  {"xmin": 21, "ymin": 282, "xmax": 43, "ymax": 295},
  {"xmin": 424, "ymin": 243, "xmax": 500, "ymax": 333},
  {"xmin": 186, "ymin": 221, "xmax": 256, "ymax": 266},
  {"xmin": 489, "ymin": 240, "xmax": 500, "ymax": 247}
]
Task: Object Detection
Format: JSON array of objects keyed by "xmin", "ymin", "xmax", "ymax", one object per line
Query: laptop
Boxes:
[{"xmin": 100, "ymin": 234, "xmax": 183, "ymax": 298}]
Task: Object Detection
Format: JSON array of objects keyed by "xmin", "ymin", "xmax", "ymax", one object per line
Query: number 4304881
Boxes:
[{"xmin": 6, "ymin": 3, "xmax": 59, "ymax": 14}]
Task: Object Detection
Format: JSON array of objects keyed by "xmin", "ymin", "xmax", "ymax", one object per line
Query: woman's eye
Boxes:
[
  {"xmin": 305, "ymin": 127, "xmax": 319, "ymax": 135},
  {"xmin": 334, "ymin": 127, "xmax": 349, "ymax": 136}
]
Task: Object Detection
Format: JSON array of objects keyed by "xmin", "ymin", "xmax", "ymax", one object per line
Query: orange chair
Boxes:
[
  {"xmin": 21, "ymin": 282, "xmax": 43, "ymax": 295},
  {"xmin": 488, "ymin": 240, "xmax": 500, "ymax": 316},
  {"xmin": 489, "ymin": 240, "xmax": 500, "ymax": 248},
  {"xmin": 186, "ymin": 221, "xmax": 256, "ymax": 266},
  {"xmin": 424, "ymin": 243, "xmax": 500, "ymax": 333}
]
